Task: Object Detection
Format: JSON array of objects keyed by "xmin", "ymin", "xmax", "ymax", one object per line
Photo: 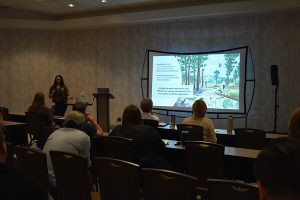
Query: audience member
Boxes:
[
  {"xmin": 28, "ymin": 91, "xmax": 56, "ymax": 127},
  {"xmin": 43, "ymin": 111, "xmax": 90, "ymax": 186},
  {"xmin": 182, "ymin": 99, "xmax": 217, "ymax": 143},
  {"xmin": 288, "ymin": 107, "xmax": 300, "ymax": 139},
  {"xmin": 254, "ymin": 137, "xmax": 300, "ymax": 200},
  {"xmin": 0, "ymin": 127, "xmax": 48, "ymax": 200},
  {"xmin": 49, "ymin": 75, "xmax": 72, "ymax": 116},
  {"xmin": 110, "ymin": 104, "xmax": 171, "ymax": 169},
  {"xmin": 140, "ymin": 98, "xmax": 159, "ymax": 121},
  {"xmin": 73, "ymin": 101, "xmax": 104, "ymax": 137}
]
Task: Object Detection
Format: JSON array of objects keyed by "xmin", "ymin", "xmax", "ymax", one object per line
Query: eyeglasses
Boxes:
[{"xmin": 56, "ymin": 78, "xmax": 62, "ymax": 81}]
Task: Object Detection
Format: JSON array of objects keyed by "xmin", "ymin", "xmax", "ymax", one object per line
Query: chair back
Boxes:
[
  {"xmin": 15, "ymin": 146, "xmax": 49, "ymax": 191},
  {"xmin": 0, "ymin": 107, "xmax": 9, "ymax": 120},
  {"xmin": 49, "ymin": 151, "xmax": 92, "ymax": 200},
  {"xmin": 184, "ymin": 141, "xmax": 225, "ymax": 187},
  {"xmin": 234, "ymin": 128, "xmax": 266, "ymax": 149},
  {"xmin": 142, "ymin": 168, "xmax": 197, "ymax": 200},
  {"xmin": 102, "ymin": 136, "xmax": 135, "ymax": 162},
  {"xmin": 95, "ymin": 157, "xmax": 141, "ymax": 200},
  {"xmin": 5, "ymin": 142, "xmax": 15, "ymax": 167},
  {"xmin": 143, "ymin": 119, "xmax": 159, "ymax": 129},
  {"xmin": 25, "ymin": 112, "xmax": 46, "ymax": 149},
  {"xmin": 177, "ymin": 124, "xmax": 203, "ymax": 141},
  {"xmin": 208, "ymin": 179, "xmax": 259, "ymax": 200}
]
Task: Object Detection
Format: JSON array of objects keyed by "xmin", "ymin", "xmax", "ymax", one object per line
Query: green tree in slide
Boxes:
[
  {"xmin": 176, "ymin": 55, "xmax": 194, "ymax": 85},
  {"xmin": 233, "ymin": 63, "xmax": 240, "ymax": 84},
  {"xmin": 195, "ymin": 54, "xmax": 208, "ymax": 92},
  {"xmin": 214, "ymin": 70, "xmax": 220, "ymax": 85},
  {"xmin": 224, "ymin": 54, "xmax": 239, "ymax": 85}
]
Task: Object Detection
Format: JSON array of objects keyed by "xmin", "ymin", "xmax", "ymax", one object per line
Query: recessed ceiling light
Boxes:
[
  {"xmin": 101, "ymin": 0, "xmax": 107, "ymax": 3},
  {"xmin": 68, "ymin": 3, "xmax": 75, "ymax": 7}
]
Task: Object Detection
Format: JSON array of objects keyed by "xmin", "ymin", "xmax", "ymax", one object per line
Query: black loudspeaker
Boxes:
[{"xmin": 271, "ymin": 65, "xmax": 279, "ymax": 86}]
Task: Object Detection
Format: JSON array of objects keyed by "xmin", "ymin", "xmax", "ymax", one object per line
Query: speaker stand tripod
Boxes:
[{"xmin": 273, "ymin": 85, "xmax": 279, "ymax": 132}]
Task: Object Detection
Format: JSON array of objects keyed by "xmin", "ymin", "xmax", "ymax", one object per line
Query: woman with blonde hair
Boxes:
[{"xmin": 182, "ymin": 99, "xmax": 217, "ymax": 143}]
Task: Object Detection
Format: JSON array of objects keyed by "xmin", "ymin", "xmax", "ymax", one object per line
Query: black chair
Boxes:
[
  {"xmin": 143, "ymin": 119, "xmax": 159, "ymax": 129},
  {"xmin": 208, "ymin": 178, "xmax": 259, "ymax": 200},
  {"xmin": 102, "ymin": 136, "xmax": 136, "ymax": 162},
  {"xmin": 25, "ymin": 112, "xmax": 47, "ymax": 149},
  {"xmin": 50, "ymin": 151, "xmax": 93, "ymax": 200},
  {"xmin": 177, "ymin": 124, "xmax": 204, "ymax": 141},
  {"xmin": 5, "ymin": 142, "xmax": 15, "ymax": 167},
  {"xmin": 234, "ymin": 128, "xmax": 266, "ymax": 150},
  {"xmin": 94, "ymin": 157, "xmax": 141, "ymax": 200},
  {"xmin": 184, "ymin": 141, "xmax": 225, "ymax": 188},
  {"xmin": 15, "ymin": 146, "xmax": 49, "ymax": 191},
  {"xmin": 142, "ymin": 168, "xmax": 197, "ymax": 200},
  {"xmin": 0, "ymin": 107, "xmax": 9, "ymax": 120}
]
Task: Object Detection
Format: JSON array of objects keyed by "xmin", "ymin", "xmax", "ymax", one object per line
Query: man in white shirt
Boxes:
[
  {"xmin": 43, "ymin": 111, "xmax": 90, "ymax": 186},
  {"xmin": 140, "ymin": 98, "xmax": 159, "ymax": 121}
]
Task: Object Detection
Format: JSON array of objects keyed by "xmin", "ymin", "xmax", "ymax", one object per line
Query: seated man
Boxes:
[
  {"xmin": 254, "ymin": 137, "xmax": 300, "ymax": 200},
  {"xmin": 73, "ymin": 101, "xmax": 104, "ymax": 137},
  {"xmin": 110, "ymin": 104, "xmax": 171, "ymax": 169},
  {"xmin": 0, "ymin": 127, "xmax": 48, "ymax": 200},
  {"xmin": 140, "ymin": 98, "xmax": 159, "ymax": 121},
  {"xmin": 43, "ymin": 111, "xmax": 91, "ymax": 186}
]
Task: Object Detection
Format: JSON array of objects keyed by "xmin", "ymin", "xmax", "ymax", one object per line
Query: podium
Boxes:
[{"xmin": 93, "ymin": 88, "xmax": 114, "ymax": 132}]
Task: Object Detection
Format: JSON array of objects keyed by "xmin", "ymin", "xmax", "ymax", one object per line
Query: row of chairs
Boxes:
[
  {"xmin": 100, "ymin": 136, "xmax": 259, "ymax": 198},
  {"xmin": 14, "ymin": 146, "xmax": 259, "ymax": 200}
]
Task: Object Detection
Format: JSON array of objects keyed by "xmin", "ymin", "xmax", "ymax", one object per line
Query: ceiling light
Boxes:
[
  {"xmin": 68, "ymin": 3, "xmax": 75, "ymax": 7},
  {"xmin": 101, "ymin": 0, "xmax": 107, "ymax": 3}
]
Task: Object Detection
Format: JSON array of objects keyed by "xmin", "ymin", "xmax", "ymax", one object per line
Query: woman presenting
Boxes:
[{"xmin": 49, "ymin": 75, "xmax": 72, "ymax": 116}]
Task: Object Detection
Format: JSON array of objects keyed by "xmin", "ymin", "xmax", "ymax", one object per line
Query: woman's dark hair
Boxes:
[
  {"xmin": 52, "ymin": 75, "xmax": 65, "ymax": 87},
  {"xmin": 122, "ymin": 105, "xmax": 142, "ymax": 127},
  {"xmin": 31, "ymin": 92, "xmax": 45, "ymax": 110},
  {"xmin": 254, "ymin": 137, "xmax": 300, "ymax": 199}
]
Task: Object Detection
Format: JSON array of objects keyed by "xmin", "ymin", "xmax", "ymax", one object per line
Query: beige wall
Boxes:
[{"xmin": 0, "ymin": 10, "xmax": 299, "ymax": 132}]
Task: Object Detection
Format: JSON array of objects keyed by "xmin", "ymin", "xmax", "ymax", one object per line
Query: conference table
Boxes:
[
  {"xmin": 158, "ymin": 125, "xmax": 287, "ymax": 146},
  {"xmin": 1, "ymin": 120, "xmax": 27, "ymax": 145},
  {"xmin": 163, "ymin": 139, "xmax": 259, "ymax": 182}
]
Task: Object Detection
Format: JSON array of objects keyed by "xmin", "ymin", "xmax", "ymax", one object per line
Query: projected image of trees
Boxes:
[{"xmin": 175, "ymin": 53, "xmax": 240, "ymax": 110}]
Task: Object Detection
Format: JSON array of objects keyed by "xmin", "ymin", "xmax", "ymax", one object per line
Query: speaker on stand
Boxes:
[{"xmin": 271, "ymin": 65, "xmax": 279, "ymax": 132}]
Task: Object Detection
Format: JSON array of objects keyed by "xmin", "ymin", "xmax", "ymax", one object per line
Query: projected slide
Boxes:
[{"xmin": 148, "ymin": 47, "xmax": 247, "ymax": 113}]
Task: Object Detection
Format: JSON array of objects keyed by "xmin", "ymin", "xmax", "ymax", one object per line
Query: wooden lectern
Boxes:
[{"xmin": 93, "ymin": 88, "xmax": 114, "ymax": 132}]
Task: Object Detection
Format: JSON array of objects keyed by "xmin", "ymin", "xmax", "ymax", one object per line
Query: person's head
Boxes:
[
  {"xmin": 63, "ymin": 111, "xmax": 85, "ymax": 129},
  {"xmin": 0, "ymin": 127, "xmax": 7, "ymax": 163},
  {"xmin": 254, "ymin": 137, "xmax": 300, "ymax": 200},
  {"xmin": 31, "ymin": 92, "xmax": 45, "ymax": 108},
  {"xmin": 140, "ymin": 98, "xmax": 153, "ymax": 113},
  {"xmin": 53, "ymin": 75, "xmax": 65, "ymax": 86},
  {"xmin": 72, "ymin": 102, "xmax": 87, "ymax": 114},
  {"xmin": 288, "ymin": 107, "xmax": 300, "ymax": 140},
  {"xmin": 192, "ymin": 99, "xmax": 207, "ymax": 118},
  {"xmin": 122, "ymin": 105, "xmax": 142, "ymax": 127}
]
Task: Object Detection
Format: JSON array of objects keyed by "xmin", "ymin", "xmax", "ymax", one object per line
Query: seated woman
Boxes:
[
  {"xmin": 182, "ymin": 99, "xmax": 217, "ymax": 143},
  {"xmin": 110, "ymin": 104, "xmax": 171, "ymax": 169},
  {"xmin": 72, "ymin": 101, "xmax": 104, "ymax": 138},
  {"xmin": 27, "ymin": 92, "xmax": 56, "ymax": 127}
]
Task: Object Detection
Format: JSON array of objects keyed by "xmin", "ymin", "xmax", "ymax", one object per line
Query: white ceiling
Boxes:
[{"xmin": 0, "ymin": 0, "xmax": 299, "ymax": 30}]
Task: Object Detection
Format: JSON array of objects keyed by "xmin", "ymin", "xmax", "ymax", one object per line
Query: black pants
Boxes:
[{"xmin": 54, "ymin": 102, "xmax": 67, "ymax": 116}]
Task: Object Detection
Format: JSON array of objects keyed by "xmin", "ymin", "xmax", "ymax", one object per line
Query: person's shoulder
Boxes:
[{"xmin": 182, "ymin": 116, "xmax": 193, "ymax": 123}]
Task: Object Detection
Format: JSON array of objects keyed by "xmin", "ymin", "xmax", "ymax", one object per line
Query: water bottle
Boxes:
[
  {"xmin": 170, "ymin": 115, "xmax": 176, "ymax": 128},
  {"xmin": 227, "ymin": 115, "xmax": 233, "ymax": 134}
]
